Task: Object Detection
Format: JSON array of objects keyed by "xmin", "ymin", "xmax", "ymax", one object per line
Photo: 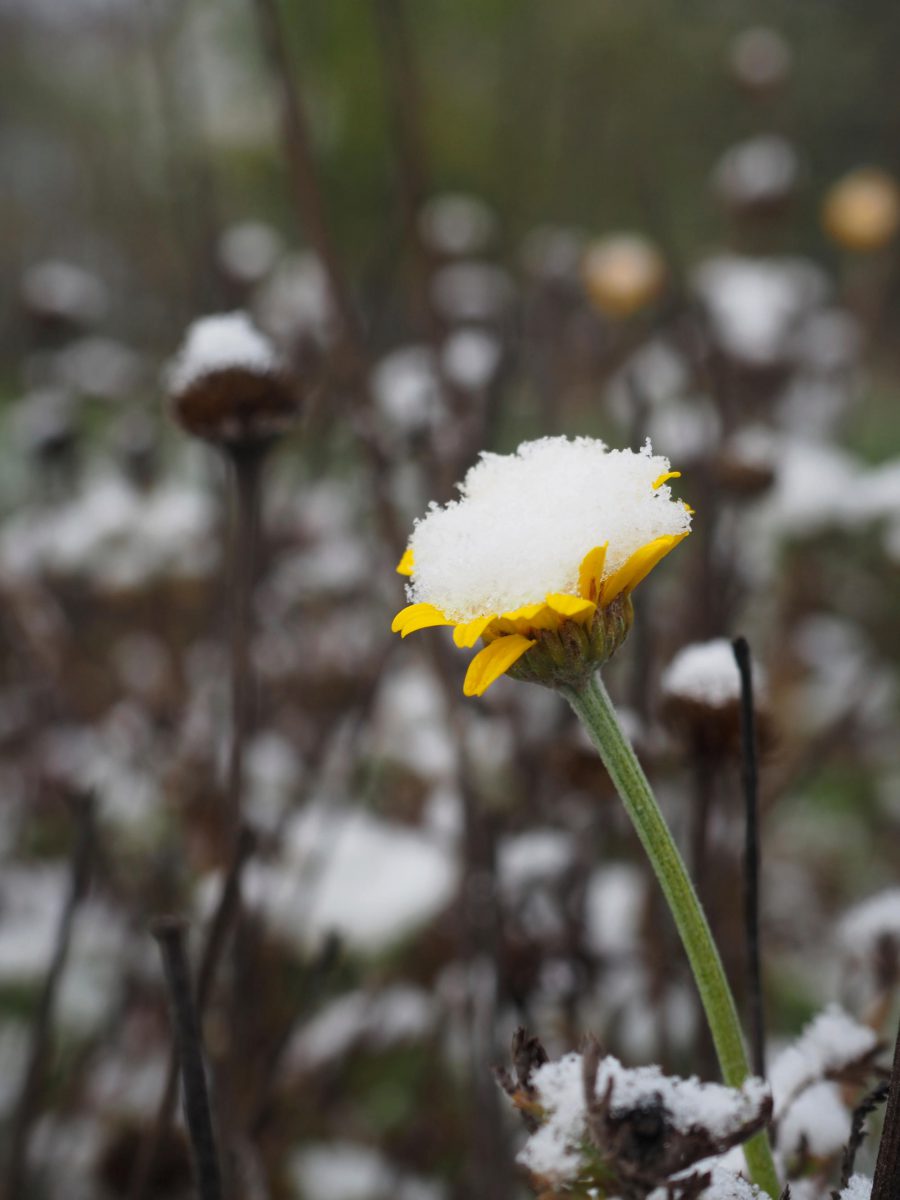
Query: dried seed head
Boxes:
[
  {"xmin": 660, "ymin": 639, "xmax": 772, "ymax": 758},
  {"xmin": 166, "ymin": 312, "xmax": 299, "ymax": 448},
  {"xmin": 712, "ymin": 135, "xmax": 798, "ymax": 220}
]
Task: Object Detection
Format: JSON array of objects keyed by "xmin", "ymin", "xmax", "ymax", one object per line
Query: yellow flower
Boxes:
[{"xmin": 391, "ymin": 438, "xmax": 691, "ymax": 697}]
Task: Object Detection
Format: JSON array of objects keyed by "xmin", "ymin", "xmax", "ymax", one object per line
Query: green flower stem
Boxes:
[{"xmin": 561, "ymin": 672, "xmax": 780, "ymax": 1199}]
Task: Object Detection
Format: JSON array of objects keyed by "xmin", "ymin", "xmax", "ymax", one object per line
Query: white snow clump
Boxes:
[
  {"xmin": 661, "ymin": 639, "xmax": 766, "ymax": 708},
  {"xmin": 840, "ymin": 1176, "xmax": 872, "ymax": 1200},
  {"xmin": 769, "ymin": 1005, "xmax": 878, "ymax": 1117},
  {"xmin": 518, "ymin": 1051, "xmax": 769, "ymax": 1183},
  {"xmin": 839, "ymin": 887, "xmax": 900, "ymax": 962},
  {"xmin": 166, "ymin": 311, "xmax": 280, "ymax": 396},
  {"xmin": 407, "ymin": 437, "xmax": 691, "ymax": 622}
]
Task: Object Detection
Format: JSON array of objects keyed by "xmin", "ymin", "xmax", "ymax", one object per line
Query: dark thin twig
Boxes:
[
  {"xmin": 841, "ymin": 1079, "xmax": 891, "ymax": 1189},
  {"xmin": 152, "ymin": 917, "xmax": 223, "ymax": 1200},
  {"xmin": 128, "ymin": 825, "xmax": 256, "ymax": 1200},
  {"xmin": 733, "ymin": 636, "xmax": 766, "ymax": 1079},
  {"xmin": 872, "ymin": 1015, "xmax": 900, "ymax": 1200},
  {"xmin": 226, "ymin": 445, "xmax": 265, "ymax": 842},
  {"xmin": 5, "ymin": 795, "xmax": 95, "ymax": 1200}
]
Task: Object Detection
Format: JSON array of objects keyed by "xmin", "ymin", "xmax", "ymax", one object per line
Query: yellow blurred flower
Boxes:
[
  {"xmin": 822, "ymin": 167, "xmax": 900, "ymax": 253},
  {"xmin": 582, "ymin": 234, "xmax": 666, "ymax": 319}
]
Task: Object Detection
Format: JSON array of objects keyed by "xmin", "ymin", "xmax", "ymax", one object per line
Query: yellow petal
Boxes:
[
  {"xmin": 396, "ymin": 548, "xmax": 414, "ymax": 576},
  {"xmin": 494, "ymin": 603, "xmax": 557, "ymax": 635},
  {"xmin": 463, "ymin": 635, "xmax": 535, "ymax": 697},
  {"xmin": 391, "ymin": 603, "xmax": 454, "ymax": 637},
  {"xmin": 652, "ymin": 470, "xmax": 682, "ymax": 490},
  {"xmin": 545, "ymin": 593, "xmax": 596, "ymax": 624},
  {"xmin": 601, "ymin": 533, "xmax": 689, "ymax": 604},
  {"xmin": 453, "ymin": 615, "xmax": 497, "ymax": 648},
  {"xmin": 578, "ymin": 544, "xmax": 608, "ymax": 602}
]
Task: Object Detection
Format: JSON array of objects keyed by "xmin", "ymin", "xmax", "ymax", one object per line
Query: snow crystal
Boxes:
[
  {"xmin": 841, "ymin": 1176, "xmax": 872, "ymax": 1200},
  {"xmin": 769, "ymin": 1006, "xmax": 878, "ymax": 1116},
  {"xmin": 407, "ymin": 437, "xmax": 691, "ymax": 622},
  {"xmin": 166, "ymin": 311, "xmax": 280, "ymax": 396},
  {"xmin": 518, "ymin": 1051, "xmax": 770, "ymax": 1183},
  {"xmin": 661, "ymin": 639, "xmax": 765, "ymax": 708}
]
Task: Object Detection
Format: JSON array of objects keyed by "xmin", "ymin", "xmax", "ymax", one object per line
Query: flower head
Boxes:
[
  {"xmin": 166, "ymin": 312, "xmax": 299, "ymax": 448},
  {"xmin": 392, "ymin": 437, "xmax": 691, "ymax": 696}
]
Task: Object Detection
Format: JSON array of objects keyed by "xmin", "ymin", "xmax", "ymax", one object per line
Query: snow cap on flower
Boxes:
[
  {"xmin": 166, "ymin": 312, "xmax": 298, "ymax": 447},
  {"xmin": 407, "ymin": 437, "xmax": 690, "ymax": 623},
  {"xmin": 662, "ymin": 639, "xmax": 767, "ymax": 710},
  {"xmin": 394, "ymin": 437, "xmax": 691, "ymax": 696}
]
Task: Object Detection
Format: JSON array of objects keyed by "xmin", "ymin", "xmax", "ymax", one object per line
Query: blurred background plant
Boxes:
[{"xmin": 2, "ymin": 2, "xmax": 900, "ymax": 1199}]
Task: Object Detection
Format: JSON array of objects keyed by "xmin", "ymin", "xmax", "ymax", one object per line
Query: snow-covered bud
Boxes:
[
  {"xmin": 165, "ymin": 312, "xmax": 299, "ymax": 448},
  {"xmin": 661, "ymin": 639, "xmax": 770, "ymax": 757}
]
